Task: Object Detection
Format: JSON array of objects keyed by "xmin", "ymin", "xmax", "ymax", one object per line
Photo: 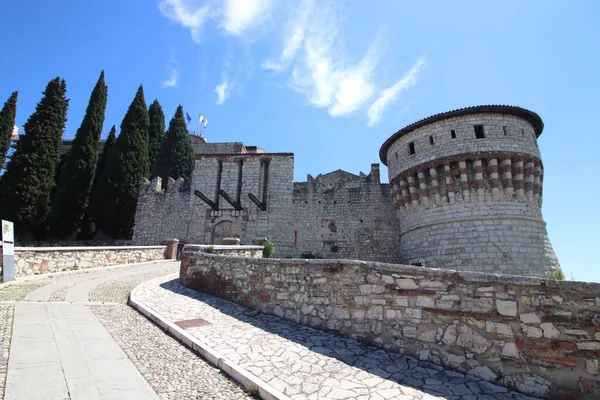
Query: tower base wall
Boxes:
[{"xmin": 400, "ymin": 211, "xmax": 560, "ymax": 277}]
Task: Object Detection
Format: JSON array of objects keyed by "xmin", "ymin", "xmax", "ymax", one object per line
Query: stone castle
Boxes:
[{"xmin": 133, "ymin": 105, "xmax": 560, "ymax": 278}]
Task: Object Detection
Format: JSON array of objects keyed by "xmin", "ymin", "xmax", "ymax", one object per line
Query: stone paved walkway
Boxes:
[
  {"xmin": 0, "ymin": 262, "xmax": 255, "ymax": 399},
  {"xmin": 134, "ymin": 274, "xmax": 541, "ymax": 400}
]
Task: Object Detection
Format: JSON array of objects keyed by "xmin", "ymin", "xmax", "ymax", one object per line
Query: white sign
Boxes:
[
  {"xmin": 2, "ymin": 243, "xmax": 13, "ymax": 256},
  {"xmin": 2, "ymin": 220, "xmax": 14, "ymax": 243}
]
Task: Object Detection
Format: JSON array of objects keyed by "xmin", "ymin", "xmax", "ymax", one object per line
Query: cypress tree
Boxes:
[
  {"xmin": 0, "ymin": 78, "xmax": 68, "ymax": 239},
  {"xmin": 101, "ymin": 85, "xmax": 149, "ymax": 239},
  {"xmin": 84, "ymin": 125, "xmax": 116, "ymax": 238},
  {"xmin": 50, "ymin": 71, "xmax": 107, "ymax": 239},
  {"xmin": 0, "ymin": 91, "xmax": 18, "ymax": 168},
  {"xmin": 154, "ymin": 105, "xmax": 194, "ymax": 188},
  {"xmin": 148, "ymin": 100, "xmax": 165, "ymax": 175}
]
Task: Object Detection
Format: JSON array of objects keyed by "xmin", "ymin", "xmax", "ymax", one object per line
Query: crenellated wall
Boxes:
[
  {"xmin": 290, "ymin": 164, "xmax": 401, "ymax": 263},
  {"xmin": 133, "ymin": 105, "xmax": 561, "ymax": 278},
  {"xmin": 180, "ymin": 251, "xmax": 600, "ymax": 400},
  {"xmin": 381, "ymin": 107, "xmax": 560, "ymax": 277}
]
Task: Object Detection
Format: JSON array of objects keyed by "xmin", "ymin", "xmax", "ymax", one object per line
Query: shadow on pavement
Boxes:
[{"xmin": 159, "ymin": 278, "xmax": 535, "ymax": 400}]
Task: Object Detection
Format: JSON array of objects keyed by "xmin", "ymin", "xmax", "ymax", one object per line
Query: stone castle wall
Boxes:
[
  {"xmin": 132, "ymin": 105, "xmax": 561, "ymax": 276},
  {"xmin": 133, "ymin": 177, "xmax": 192, "ymax": 245},
  {"xmin": 185, "ymin": 153, "xmax": 295, "ymax": 248},
  {"xmin": 290, "ymin": 164, "xmax": 401, "ymax": 263},
  {"xmin": 383, "ymin": 110, "xmax": 559, "ymax": 277},
  {"xmin": 180, "ymin": 251, "xmax": 600, "ymax": 399}
]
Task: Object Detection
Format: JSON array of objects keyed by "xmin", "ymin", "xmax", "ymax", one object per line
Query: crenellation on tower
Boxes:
[{"xmin": 380, "ymin": 105, "xmax": 560, "ymax": 276}]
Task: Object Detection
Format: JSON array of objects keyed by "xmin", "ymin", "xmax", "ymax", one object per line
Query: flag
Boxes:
[
  {"xmin": 185, "ymin": 112, "xmax": 192, "ymax": 124},
  {"xmin": 11, "ymin": 125, "xmax": 18, "ymax": 140},
  {"xmin": 204, "ymin": 118, "xmax": 208, "ymax": 128},
  {"xmin": 198, "ymin": 113, "xmax": 205, "ymax": 124}
]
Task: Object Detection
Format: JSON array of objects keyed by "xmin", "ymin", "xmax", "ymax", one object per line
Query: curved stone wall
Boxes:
[
  {"xmin": 180, "ymin": 252, "xmax": 600, "ymax": 399},
  {"xmin": 382, "ymin": 109, "xmax": 559, "ymax": 277}
]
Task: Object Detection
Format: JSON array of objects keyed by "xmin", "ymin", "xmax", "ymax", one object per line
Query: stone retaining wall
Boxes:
[
  {"xmin": 7, "ymin": 246, "xmax": 167, "ymax": 276},
  {"xmin": 184, "ymin": 244, "xmax": 264, "ymax": 258},
  {"xmin": 180, "ymin": 252, "xmax": 600, "ymax": 399}
]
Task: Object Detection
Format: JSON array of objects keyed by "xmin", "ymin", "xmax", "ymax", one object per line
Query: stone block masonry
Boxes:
[
  {"xmin": 291, "ymin": 164, "xmax": 401, "ymax": 263},
  {"xmin": 133, "ymin": 104, "xmax": 561, "ymax": 277},
  {"xmin": 381, "ymin": 106, "xmax": 560, "ymax": 277},
  {"xmin": 7, "ymin": 245, "xmax": 166, "ymax": 276},
  {"xmin": 180, "ymin": 251, "xmax": 600, "ymax": 399}
]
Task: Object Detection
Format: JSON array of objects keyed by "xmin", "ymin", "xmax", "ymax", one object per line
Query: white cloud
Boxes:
[
  {"xmin": 158, "ymin": 0, "xmax": 211, "ymax": 43},
  {"xmin": 286, "ymin": 4, "xmax": 382, "ymax": 117},
  {"xmin": 367, "ymin": 58, "xmax": 426, "ymax": 126},
  {"xmin": 215, "ymin": 79, "xmax": 230, "ymax": 104},
  {"xmin": 261, "ymin": 0, "xmax": 313, "ymax": 71},
  {"xmin": 157, "ymin": 0, "xmax": 426, "ymax": 123},
  {"xmin": 221, "ymin": 0, "xmax": 273, "ymax": 35},
  {"xmin": 161, "ymin": 50, "xmax": 180, "ymax": 88}
]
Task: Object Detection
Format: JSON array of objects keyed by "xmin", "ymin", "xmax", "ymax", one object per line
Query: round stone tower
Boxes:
[{"xmin": 380, "ymin": 105, "xmax": 560, "ymax": 277}]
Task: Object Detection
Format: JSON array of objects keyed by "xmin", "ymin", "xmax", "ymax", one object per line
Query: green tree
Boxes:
[
  {"xmin": 101, "ymin": 85, "xmax": 149, "ymax": 239},
  {"xmin": 84, "ymin": 125, "xmax": 116, "ymax": 238},
  {"xmin": 0, "ymin": 78, "xmax": 68, "ymax": 239},
  {"xmin": 148, "ymin": 100, "xmax": 165, "ymax": 175},
  {"xmin": 0, "ymin": 91, "xmax": 18, "ymax": 168},
  {"xmin": 154, "ymin": 105, "xmax": 194, "ymax": 188},
  {"xmin": 50, "ymin": 71, "xmax": 108, "ymax": 239}
]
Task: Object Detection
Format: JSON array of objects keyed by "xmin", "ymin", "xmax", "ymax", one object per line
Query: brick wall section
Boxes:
[
  {"xmin": 180, "ymin": 252, "xmax": 600, "ymax": 399},
  {"xmin": 12, "ymin": 246, "xmax": 166, "ymax": 276}
]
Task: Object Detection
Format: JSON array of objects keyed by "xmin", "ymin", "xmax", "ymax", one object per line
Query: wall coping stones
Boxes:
[
  {"xmin": 188, "ymin": 252, "xmax": 600, "ymax": 294},
  {"xmin": 184, "ymin": 245, "xmax": 264, "ymax": 252},
  {"xmin": 14, "ymin": 246, "xmax": 166, "ymax": 252}
]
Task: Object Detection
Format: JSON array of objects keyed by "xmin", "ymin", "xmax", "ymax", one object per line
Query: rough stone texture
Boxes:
[
  {"xmin": 180, "ymin": 251, "xmax": 600, "ymax": 399},
  {"xmin": 10, "ymin": 246, "xmax": 166, "ymax": 277},
  {"xmin": 132, "ymin": 149, "xmax": 401, "ymax": 265},
  {"xmin": 288, "ymin": 165, "xmax": 401, "ymax": 263},
  {"xmin": 139, "ymin": 274, "xmax": 538, "ymax": 400},
  {"xmin": 183, "ymin": 245, "xmax": 264, "ymax": 259},
  {"xmin": 131, "ymin": 106, "xmax": 560, "ymax": 277},
  {"xmin": 383, "ymin": 110, "xmax": 560, "ymax": 277}
]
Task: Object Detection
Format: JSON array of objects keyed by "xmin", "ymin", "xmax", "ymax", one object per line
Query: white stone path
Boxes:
[{"xmin": 134, "ymin": 274, "xmax": 541, "ymax": 400}]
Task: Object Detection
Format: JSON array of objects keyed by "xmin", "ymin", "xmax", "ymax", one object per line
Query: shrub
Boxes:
[
  {"xmin": 262, "ymin": 240, "xmax": 274, "ymax": 258},
  {"xmin": 547, "ymin": 268, "xmax": 565, "ymax": 281},
  {"xmin": 204, "ymin": 246, "xmax": 214, "ymax": 254}
]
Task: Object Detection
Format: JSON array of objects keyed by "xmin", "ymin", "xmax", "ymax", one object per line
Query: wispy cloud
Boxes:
[
  {"xmin": 158, "ymin": 0, "xmax": 211, "ymax": 43},
  {"xmin": 157, "ymin": 0, "xmax": 426, "ymax": 123},
  {"xmin": 367, "ymin": 58, "xmax": 426, "ymax": 126},
  {"xmin": 221, "ymin": 0, "xmax": 273, "ymax": 36},
  {"xmin": 215, "ymin": 79, "xmax": 229, "ymax": 104},
  {"xmin": 161, "ymin": 49, "xmax": 180, "ymax": 88},
  {"xmin": 261, "ymin": 0, "xmax": 313, "ymax": 71},
  {"xmin": 282, "ymin": 3, "xmax": 382, "ymax": 117}
]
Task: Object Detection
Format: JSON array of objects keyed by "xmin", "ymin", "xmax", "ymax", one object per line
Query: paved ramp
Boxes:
[{"xmin": 6, "ymin": 303, "xmax": 158, "ymax": 400}]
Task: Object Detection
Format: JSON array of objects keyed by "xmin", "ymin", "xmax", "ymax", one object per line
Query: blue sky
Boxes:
[{"xmin": 1, "ymin": 1, "xmax": 599, "ymax": 281}]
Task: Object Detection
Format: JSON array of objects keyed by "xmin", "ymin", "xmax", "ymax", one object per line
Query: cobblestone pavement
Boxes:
[
  {"xmin": 0, "ymin": 261, "xmax": 256, "ymax": 400},
  {"xmin": 135, "ymin": 274, "xmax": 541, "ymax": 400}
]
